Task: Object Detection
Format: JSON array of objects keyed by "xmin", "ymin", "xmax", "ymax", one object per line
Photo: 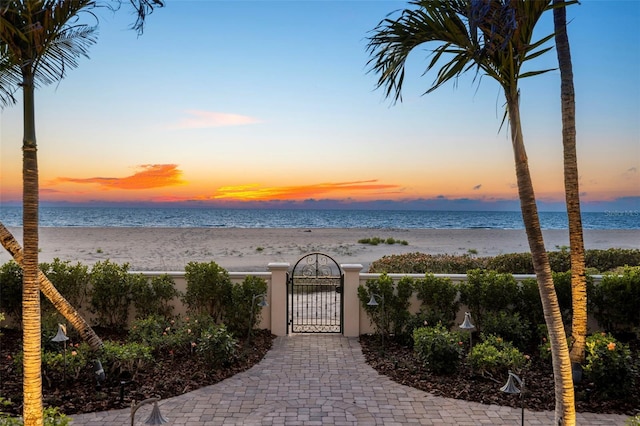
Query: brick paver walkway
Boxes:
[{"xmin": 70, "ymin": 334, "xmax": 632, "ymax": 425}]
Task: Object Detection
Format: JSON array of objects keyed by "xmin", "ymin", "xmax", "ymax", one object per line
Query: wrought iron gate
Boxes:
[{"xmin": 288, "ymin": 253, "xmax": 343, "ymax": 333}]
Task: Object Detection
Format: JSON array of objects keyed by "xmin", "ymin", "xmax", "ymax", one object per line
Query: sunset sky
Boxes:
[{"xmin": 0, "ymin": 0, "xmax": 638, "ymax": 212}]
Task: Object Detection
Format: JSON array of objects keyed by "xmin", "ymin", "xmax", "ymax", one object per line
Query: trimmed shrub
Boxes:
[
  {"xmin": 584, "ymin": 333, "xmax": 636, "ymax": 399},
  {"xmin": 591, "ymin": 266, "xmax": 640, "ymax": 334},
  {"xmin": 413, "ymin": 325, "xmax": 464, "ymax": 374},
  {"xmin": 0, "ymin": 261, "xmax": 22, "ymax": 322},
  {"xmin": 224, "ymin": 275, "xmax": 269, "ymax": 338},
  {"xmin": 586, "ymin": 249, "xmax": 640, "ymax": 273},
  {"xmin": 482, "ymin": 311, "xmax": 531, "ymax": 351},
  {"xmin": 413, "ymin": 274, "xmax": 459, "ymax": 329},
  {"xmin": 368, "ymin": 252, "xmax": 486, "ymax": 274},
  {"xmin": 40, "ymin": 258, "xmax": 90, "ymax": 314},
  {"xmin": 130, "ymin": 274, "xmax": 180, "ymax": 319},
  {"xmin": 183, "ymin": 261, "xmax": 232, "ymax": 322},
  {"xmin": 358, "ymin": 274, "xmax": 413, "ymax": 339},
  {"xmin": 468, "ymin": 334, "xmax": 528, "ymax": 377},
  {"xmin": 196, "ymin": 324, "xmax": 238, "ymax": 368},
  {"xmin": 458, "ymin": 269, "xmax": 520, "ymax": 333},
  {"xmin": 88, "ymin": 260, "xmax": 134, "ymax": 329}
]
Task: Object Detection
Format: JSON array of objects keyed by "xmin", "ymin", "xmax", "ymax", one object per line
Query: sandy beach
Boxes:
[{"xmin": 1, "ymin": 227, "xmax": 638, "ymax": 273}]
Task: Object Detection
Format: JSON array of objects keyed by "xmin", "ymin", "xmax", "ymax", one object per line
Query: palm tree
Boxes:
[
  {"xmin": 366, "ymin": 1, "xmax": 575, "ymax": 424},
  {"xmin": 553, "ymin": 0, "xmax": 587, "ymax": 366},
  {"xmin": 1, "ymin": 3, "xmax": 97, "ymax": 422},
  {"xmin": 0, "ymin": 1, "xmax": 161, "ymax": 424}
]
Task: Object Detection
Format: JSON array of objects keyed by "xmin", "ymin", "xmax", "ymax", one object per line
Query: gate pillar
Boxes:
[
  {"xmin": 341, "ymin": 263, "xmax": 363, "ymax": 337},
  {"xmin": 268, "ymin": 262, "xmax": 290, "ymax": 336}
]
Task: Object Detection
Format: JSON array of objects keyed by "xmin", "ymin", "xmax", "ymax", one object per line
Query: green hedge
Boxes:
[{"xmin": 369, "ymin": 248, "xmax": 640, "ymax": 274}]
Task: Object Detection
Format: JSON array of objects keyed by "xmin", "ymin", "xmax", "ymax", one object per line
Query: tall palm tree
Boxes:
[
  {"xmin": 366, "ymin": 1, "xmax": 575, "ymax": 424},
  {"xmin": 1, "ymin": 3, "xmax": 97, "ymax": 423},
  {"xmin": 0, "ymin": 1, "xmax": 161, "ymax": 424},
  {"xmin": 553, "ymin": 0, "xmax": 587, "ymax": 365}
]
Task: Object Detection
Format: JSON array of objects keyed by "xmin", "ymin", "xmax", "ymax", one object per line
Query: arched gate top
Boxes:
[{"xmin": 290, "ymin": 252, "xmax": 343, "ymax": 279}]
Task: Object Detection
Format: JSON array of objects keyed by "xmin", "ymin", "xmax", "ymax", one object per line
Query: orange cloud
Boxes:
[
  {"xmin": 208, "ymin": 180, "xmax": 402, "ymax": 201},
  {"xmin": 52, "ymin": 164, "xmax": 185, "ymax": 190},
  {"xmin": 169, "ymin": 110, "xmax": 262, "ymax": 129}
]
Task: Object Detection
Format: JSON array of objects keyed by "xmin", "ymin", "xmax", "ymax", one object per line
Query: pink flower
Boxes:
[
  {"xmin": 187, "ymin": 329, "xmax": 192, "ymax": 334},
  {"xmin": 71, "ymin": 351, "xmax": 77, "ymax": 356},
  {"xmin": 607, "ymin": 342, "xmax": 616, "ymax": 351},
  {"xmin": 191, "ymin": 342, "xmax": 197, "ymax": 347}
]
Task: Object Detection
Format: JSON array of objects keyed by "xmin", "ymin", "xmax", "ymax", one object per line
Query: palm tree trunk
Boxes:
[
  {"xmin": 506, "ymin": 91, "xmax": 576, "ymax": 425},
  {"xmin": 0, "ymin": 223, "xmax": 103, "ymax": 351},
  {"xmin": 21, "ymin": 70, "xmax": 43, "ymax": 426},
  {"xmin": 554, "ymin": 0, "xmax": 587, "ymax": 365}
]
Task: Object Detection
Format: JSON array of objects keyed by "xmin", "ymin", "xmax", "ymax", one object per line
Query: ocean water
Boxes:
[{"xmin": 0, "ymin": 206, "xmax": 638, "ymax": 229}]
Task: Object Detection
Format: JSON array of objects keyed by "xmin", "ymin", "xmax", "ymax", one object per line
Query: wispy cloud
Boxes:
[
  {"xmin": 204, "ymin": 180, "xmax": 402, "ymax": 201},
  {"xmin": 472, "ymin": 184, "xmax": 482, "ymax": 190},
  {"xmin": 53, "ymin": 164, "xmax": 185, "ymax": 190},
  {"xmin": 168, "ymin": 110, "xmax": 262, "ymax": 129}
]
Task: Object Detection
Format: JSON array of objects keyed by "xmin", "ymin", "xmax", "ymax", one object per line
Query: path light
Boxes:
[
  {"xmin": 51, "ymin": 324, "xmax": 69, "ymax": 385},
  {"xmin": 367, "ymin": 293, "xmax": 386, "ymax": 352},
  {"xmin": 459, "ymin": 312, "xmax": 475, "ymax": 350},
  {"xmin": 93, "ymin": 359, "xmax": 105, "ymax": 391},
  {"xmin": 500, "ymin": 370, "xmax": 525, "ymax": 426},
  {"xmin": 248, "ymin": 293, "xmax": 268, "ymax": 342},
  {"xmin": 131, "ymin": 397, "xmax": 168, "ymax": 425}
]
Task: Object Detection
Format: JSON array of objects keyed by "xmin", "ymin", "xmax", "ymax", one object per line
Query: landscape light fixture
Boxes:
[
  {"xmin": 131, "ymin": 397, "xmax": 168, "ymax": 425},
  {"xmin": 51, "ymin": 324, "xmax": 69, "ymax": 385},
  {"xmin": 93, "ymin": 359, "xmax": 106, "ymax": 391},
  {"xmin": 500, "ymin": 370, "xmax": 525, "ymax": 426},
  {"xmin": 247, "ymin": 293, "xmax": 268, "ymax": 342},
  {"xmin": 367, "ymin": 293, "xmax": 386, "ymax": 352},
  {"xmin": 459, "ymin": 312, "xmax": 476, "ymax": 349}
]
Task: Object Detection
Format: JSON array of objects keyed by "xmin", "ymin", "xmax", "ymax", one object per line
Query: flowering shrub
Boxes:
[
  {"xmin": 196, "ymin": 324, "xmax": 238, "ymax": 369},
  {"xmin": 481, "ymin": 311, "xmax": 531, "ymax": 351},
  {"xmin": 41, "ymin": 343, "xmax": 90, "ymax": 387},
  {"xmin": 584, "ymin": 332, "xmax": 635, "ymax": 399},
  {"xmin": 413, "ymin": 324, "xmax": 464, "ymax": 374},
  {"xmin": 468, "ymin": 334, "xmax": 528, "ymax": 377}
]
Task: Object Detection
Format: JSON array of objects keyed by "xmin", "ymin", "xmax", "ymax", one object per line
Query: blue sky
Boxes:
[{"xmin": 0, "ymin": 0, "xmax": 638, "ymax": 212}]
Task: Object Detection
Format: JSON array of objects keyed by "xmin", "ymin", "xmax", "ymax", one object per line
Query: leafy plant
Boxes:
[
  {"xmin": 41, "ymin": 343, "xmax": 90, "ymax": 387},
  {"xmin": 413, "ymin": 274, "xmax": 459, "ymax": 329},
  {"xmin": 183, "ymin": 261, "xmax": 232, "ymax": 322},
  {"xmin": 413, "ymin": 324, "xmax": 464, "ymax": 374},
  {"xmin": 584, "ymin": 332, "xmax": 635, "ymax": 399},
  {"xmin": 0, "ymin": 261, "xmax": 22, "ymax": 322},
  {"xmin": 481, "ymin": 311, "xmax": 531, "ymax": 351},
  {"xmin": 99, "ymin": 340, "xmax": 153, "ymax": 380},
  {"xmin": 196, "ymin": 324, "xmax": 238, "ymax": 368},
  {"xmin": 458, "ymin": 269, "xmax": 520, "ymax": 333},
  {"xmin": 39, "ymin": 258, "xmax": 90, "ymax": 314},
  {"xmin": 130, "ymin": 274, "xmax": 180, "ymax": 319},
  {"xmin": 0, "ymin": 404, "xmax": 70, "ymax": 426},
  {"xmin": 468, "ymin": 334, "xmax": 528, "ymax": 378},
  {"xmin": 591, "ymin": 266, "xmax": 640, "ymax": 334},
  {"xmin": 88, "ymin": 260, "xmax": 134, "ymax": 328},
  {"xmin": 223, "ymin": 275, "xmax": 269, "ymax": 338},
  {"xmin": 357, "ymin": 274, "xmax": 413, "ymax": 339}
]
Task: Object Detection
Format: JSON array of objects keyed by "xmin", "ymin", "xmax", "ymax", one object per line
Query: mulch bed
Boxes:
[
  {"xmin": 1, "ymin": 329, "xmax": 638, "ymax": 417},
  {"xmin": 359, "ymin": 334, "xmax": 640, "ymax": 416},
  {"xmin": 0, "ymin": 328, "xmax": 275, "ymax": 416}
]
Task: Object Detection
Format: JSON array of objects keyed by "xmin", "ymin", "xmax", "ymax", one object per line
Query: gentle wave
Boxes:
[{"xmin": 0, "ymin": 206, "xmax": 638, "ymax": 230}]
